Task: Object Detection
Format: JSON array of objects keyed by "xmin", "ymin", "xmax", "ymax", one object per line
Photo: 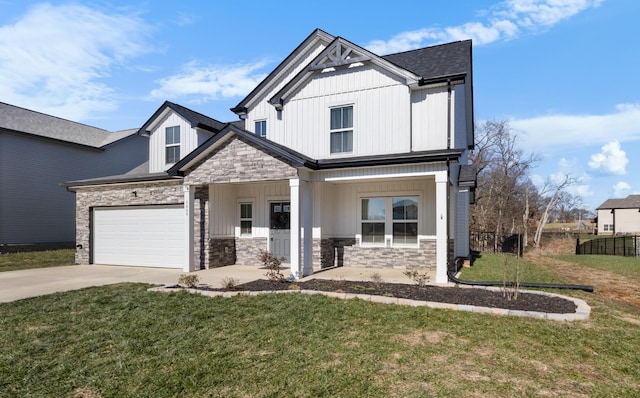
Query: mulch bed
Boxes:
[{"xmin": 198, "ymin": 279, "xmax": 577, "ymax": 313}]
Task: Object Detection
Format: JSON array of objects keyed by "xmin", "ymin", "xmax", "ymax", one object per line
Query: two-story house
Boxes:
[
  {"xmin": 0, "ymin": 102, "xmax": 147, "ymax": 251},
  {"xmin": 595, "ymin": 194, "xmax": 640, "ymax": 235},
  {"xmin": 67, "ymin": 29, "xmax": 475, "ymax": 284}
]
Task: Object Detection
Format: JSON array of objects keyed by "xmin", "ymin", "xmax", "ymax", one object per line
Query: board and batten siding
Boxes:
[
  {"xmin": 0, "ymin": 132, "xmax": 147, "ymax": 244},
  {"xmin": 209, "ymin": 181, "xmax": 290, "ymax": 238},
  {"xmin": 148, "ymin": 112, "xmax": 214, "ymax": 173},
  {"xmin": 248, "ymin": 64, "xmax": 411, "ymax": 159},
  {"xmin": 324, "ymin": 178, "xmax": 436, "ymax": 238}
]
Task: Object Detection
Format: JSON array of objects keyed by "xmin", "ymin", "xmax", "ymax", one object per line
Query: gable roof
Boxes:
[
  {"xmin": 138, "ymin": 101, "xmax": 226, "ymax": 135},
  {"xmin": 269, "ymin": 36, "xmax": 421, "ymax": 110},
  {"xmin": 231, "ymin": 29, "xmax": 335, "ymax": 114},
  {"xmin": 0, "ymin": 102, "xmax": 137, "ymax": 149},
  {"xmin": 597, "ymin": 195, "xmax": 640, "ymax": 210}
]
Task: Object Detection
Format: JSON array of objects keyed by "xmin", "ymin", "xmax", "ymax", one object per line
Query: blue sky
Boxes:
[{"xmin": 1, "ymin": 0, "xmax": 638, "ymax": 212}]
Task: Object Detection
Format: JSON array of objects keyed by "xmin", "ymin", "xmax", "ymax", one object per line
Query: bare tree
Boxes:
[
  {"xmin": 533, "ymin": 174, "xmax": 576, "ymax": 247},
  {"xmin": 470, "ymin": 121, "xmax": 539, "ymax": 250}
]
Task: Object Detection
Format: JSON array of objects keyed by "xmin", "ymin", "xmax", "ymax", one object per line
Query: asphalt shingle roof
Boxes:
[
  {"xmin": 382, "ymin": 39, "xmax": 472, "ymax": 82},
  {"xmin": 0, "ymin": 102, "xmax": 137, "ymax": 148},
  {"xmin": 597, "ymin": 195, "xmax": 640, "ymax": 210}
]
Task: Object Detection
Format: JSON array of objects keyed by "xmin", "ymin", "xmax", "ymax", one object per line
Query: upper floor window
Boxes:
[
  {"xmin": 255, "ymin": 120, "xmax": 267, "ymax": 138},
  {"xmin": 165, "ymin": 126, "xmax": 180, "ymax": 164},
  {"xmin": 330, "ymin": 106, "xmax": 353, "ymax": 154}
]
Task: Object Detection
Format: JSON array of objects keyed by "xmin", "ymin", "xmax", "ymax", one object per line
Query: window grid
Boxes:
[
  {"xmin": 361, "ymin": 196, "xmax": 419, "ymax": 246},
  {"xmin": 165, "ymin": 126, "xmax": 180, "ymax": 164},
  {"xmin": 330, "ymin": 106, "xmax": 353, "ymax": 153},
  {"xmin": 240, "ymin": 203, "xmax": 253, "ymax": 236}
]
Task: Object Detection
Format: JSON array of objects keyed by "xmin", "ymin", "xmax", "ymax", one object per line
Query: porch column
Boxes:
[
  {"xmin": 289, "ymin": 178, "xmax": 301, "ymax": 279},
  {"xmin": 183, "ymin": 185, "xmax": 195, "ymax": 272},
  {"xmin": 302, "ymin": 180, "xmax": 313, "ymax": 277},
  {"xmin": 435, "ymin": 171, "xmax": 449, "ymax": 284}
]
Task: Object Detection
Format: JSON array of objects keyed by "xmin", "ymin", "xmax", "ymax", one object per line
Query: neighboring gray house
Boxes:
[
  {"xmin": 595, "ymin": 194, "xmax": 640, "ymax": 235},
  {"xmin": 0, "ymin": 102, "xmax": 147, "ymax": 249}
]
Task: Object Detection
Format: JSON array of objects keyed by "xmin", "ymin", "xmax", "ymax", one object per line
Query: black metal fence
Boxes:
[
  {"xmin": 470, "ymin": 231, "xmax": 523, "ymax": 256},
  {"xmin": 576, "ymin": 235, "xmax": 640, "ymax": 257}
]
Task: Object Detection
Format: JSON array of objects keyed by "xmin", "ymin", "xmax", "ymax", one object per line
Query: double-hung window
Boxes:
[
  {"xmin": 392, "ymin": 197, "xmax": 418, "ymax": 244},
  {"xmin": 255, "ymin": 120, "xmax": 267, "ymax": 138},
  {"xmin": 361, "ymin": 196, "xmax": 419, "ymax": 246},
  {"xmin": 165, "ymin": 126, "xmax": 180, "ymax": 164},
  {"xmin": 361, "ymin": 198, "xmax": 385, "ymax": 243},
  {"xmin": 330, "ymin": 106, "xmax": 353, "ymax": 154},
  {"xmin": 240, "ymin": 203, "xmax": 253, "ymax": 236}
]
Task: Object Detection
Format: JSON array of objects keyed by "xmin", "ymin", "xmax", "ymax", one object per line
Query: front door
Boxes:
[{"xmin": 269, "ymin": 202, "xmax": 290, "ymax": 262}]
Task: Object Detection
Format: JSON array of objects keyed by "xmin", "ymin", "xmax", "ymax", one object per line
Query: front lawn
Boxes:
[
  {"xmin": 460, "ymin": 253, "xmax": 564, "ymax": 284},
  {"xmin": 0, "ymin": 249, "xmax": 75, "ymax": 272},
  {"xmin": 1, "ymin": 281, "xmax": 639, "ymax": 397}
]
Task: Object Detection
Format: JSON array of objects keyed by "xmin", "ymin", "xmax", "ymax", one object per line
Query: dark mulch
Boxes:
[{"xmin": 199, "ymin": 279, "xmax": 577, "ymax": 314}]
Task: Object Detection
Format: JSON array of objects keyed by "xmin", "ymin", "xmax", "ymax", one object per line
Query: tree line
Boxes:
[{"xmin": 469, "ymin": 120, "xmax": 590, "ymax": 251}]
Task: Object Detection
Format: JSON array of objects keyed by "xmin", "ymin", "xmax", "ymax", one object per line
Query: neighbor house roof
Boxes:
[
  {"xmin": 0, "ymin": 102, "xmax": 138, "ymax": 149},
  {"xmin": 597, "ymin": 195, "xmax": 640, "ymax": 210}
]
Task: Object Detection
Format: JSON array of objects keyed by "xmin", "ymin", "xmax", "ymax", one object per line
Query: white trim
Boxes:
[
  {"xmin": 236, "ymin": 199, "xmax": 255, "ymax": 238},
  {"xmin": 357, "ymin": 192, "xmax": 422, "ymax": 249}
]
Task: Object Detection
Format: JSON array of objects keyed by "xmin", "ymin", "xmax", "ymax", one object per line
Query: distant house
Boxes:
[
  {"xmin": 0, "ymin": 102, "xmax": 148, "ymax": 250},
  {"xmin": 595, "ymin": 194, "xmax": 640, "ymax": 235},
  {"xmin": 67, "ymin": 29, "xmax": 476, "ymax": 284}
]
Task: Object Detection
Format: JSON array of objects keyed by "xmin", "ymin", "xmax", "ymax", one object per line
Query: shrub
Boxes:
[
  {"xmin": 403, "ymin": 269, "xmax": 430, "ymax": 287},
  {"xmin": 370, "ymin": 272, "xmax": 383, "ymax": 287},
  {"xmin": 220, "ymin": 276, "xmax": 239, "ymax": 291},
  {"xmin": 259, "ymin": 250, "xmax": 286, "ymax": 283},
  {"xmin": 177, "ymin": 274, "xmax": 200, "ymax": 288}
]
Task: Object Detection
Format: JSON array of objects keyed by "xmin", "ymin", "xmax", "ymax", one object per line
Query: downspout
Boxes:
[{"xmin": 447, "ymin": 79, "xmax": 452, "ymax": 149}]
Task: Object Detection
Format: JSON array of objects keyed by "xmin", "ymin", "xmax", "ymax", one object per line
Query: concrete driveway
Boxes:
[{"xmin": 0, "ymin": 264, "xmax": 423, "ymax": 303}]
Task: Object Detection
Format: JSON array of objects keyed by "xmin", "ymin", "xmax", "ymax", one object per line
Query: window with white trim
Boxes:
[
  {"xmin": 603, "ymin": 223, "xmax": 614, "ymax": 232},
  {"xmin": 361, "ymin": 196, "xmax": 419, "ymax": 246},
  {"xmin": 240, "ymin": 203, "xmax": 253, "ymax": 236},
  {"xmin": 165, "ymin": 126, "xmax": 180, "ymax": 164},
  {"xmin": 330, "ymin": 105, "xmax": 353, "ymax": 153},
  {"xmin": 255, "ymin": 120, "xmax": 267, "ymax": 138}
]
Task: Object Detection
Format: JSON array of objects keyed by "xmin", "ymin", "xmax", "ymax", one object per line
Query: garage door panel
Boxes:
[{"xmin": 93, "ymin": 205, "xmax": 184, "ymax": 268}]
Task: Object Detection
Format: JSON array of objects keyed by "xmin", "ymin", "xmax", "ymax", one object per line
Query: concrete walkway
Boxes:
[{"xmin": 0, "ymin": 264, "xmax": 424, "ymax": 303}]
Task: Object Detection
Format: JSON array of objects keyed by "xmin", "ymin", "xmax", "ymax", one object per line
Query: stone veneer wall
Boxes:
[
  {"xmin": 208, "ymin": 238, "xmax": 235, "ymax": 267},
  {"xmin": 235, "ymin": 237, "xmax": 268, "ymax": 265},
  {"xmin": 318, "ymin": 238, "xmax": 436, "ymax": 270},
  {"xmin": 194, "ymin": 187, "xmax": 209, "ymax": 269},
  {"xmin": 75, "ymin": 181, "xmax": 184, "ymax": 265}
]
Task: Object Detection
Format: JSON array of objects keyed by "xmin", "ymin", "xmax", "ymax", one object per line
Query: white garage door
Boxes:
[{"xmin": 93, "ymin": 205, "xmax": 184, "ymax": 268}]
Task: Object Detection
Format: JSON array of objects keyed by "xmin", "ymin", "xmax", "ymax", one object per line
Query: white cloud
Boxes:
[
  {"xmin": 613, "ymin": 181, "xmax": 631, "ymax": 197},
  {"xmin": 588, "ymin": 140, "xmax": 628, "ymax": 175},
  {"xmin": 512, "ymin": 103, "xmax": 640, "ymax": 151},
  {"xmin": 365, "ymin": 0, "xmax": 602, "ymax": 53},
  {"xmin": 149, "ymin": 61, "xmax": 269, "ymax": 102},
  {"xmin": 0, "ymin": 3, "xmax": 152, "ymax": 121}
]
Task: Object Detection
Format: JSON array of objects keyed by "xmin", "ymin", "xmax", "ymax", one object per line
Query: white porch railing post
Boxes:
[
  {"xmin": 302, "ymin": 180, "xmax": 313, "ymax": 277},
  {"xmin": 183, "ymin": 185, "xmax": 195, "ymax": 272},
  {"xmin": 435, "ymin": 172, "xmax": 449, "ymax": 284},
  {"xmin": 289, "ymin": 178, "xmax": 301, "ymax": 279}
]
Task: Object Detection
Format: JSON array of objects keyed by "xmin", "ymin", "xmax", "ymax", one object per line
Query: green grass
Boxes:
[
  {"xmin": 0, "ymin": 249, "xmax": 75, "ymax": 272},
  {"xmin": 554, "ymin": 254, "xmax": 640, "ymax": 279},
  {"xmin": 1, "ymin": 282, "xmax": 639, "ymax": 397},
  {"xmin": 460, "ymin": 253, "xmax": 565, "ymax": 284}
]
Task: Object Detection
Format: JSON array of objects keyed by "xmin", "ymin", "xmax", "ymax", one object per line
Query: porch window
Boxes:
[
  {"xmin": 330, "ymin": 106, "xmax": 353, "ymax": 153},
  {"xmin": 361, "ymin": 198, "xmax": 385, "ymax": 243},
  {"xmin": 255, "ymin": 120, "xmax": 267, "ymax": 138},
  {"xmin": 240, "ymin": 203, "xmax": 253, "ymax": 236},
  {"xmin": 392, "ymin": 197, "xmax": 418, "ymax": 244},
  {"xmin": 165, "ymin": 126, "xmax": 180, "ymax": 164},
  {"xmin": 361, "ymin": 196, "xmax": 419, "ymax": 246}
]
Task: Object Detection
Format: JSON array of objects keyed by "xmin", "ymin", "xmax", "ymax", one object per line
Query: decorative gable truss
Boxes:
[{"xmin": 269, "ymin": 38, "xmax": 421, "ymax": 111}]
